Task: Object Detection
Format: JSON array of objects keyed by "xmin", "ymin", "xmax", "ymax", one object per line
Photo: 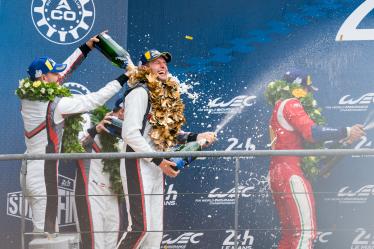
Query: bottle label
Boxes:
[{"xmin": 171, "ymin": 158, "xmax": 186, "ymax": 170}]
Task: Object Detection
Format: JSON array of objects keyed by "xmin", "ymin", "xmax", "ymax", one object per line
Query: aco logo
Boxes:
[
  {"xmin": 63, "ymin": 82, "xmax": 91, "ymax": 95},
  {"xmin": 31, "ymin": 0, "xmax": 95, "ymax": 45}
]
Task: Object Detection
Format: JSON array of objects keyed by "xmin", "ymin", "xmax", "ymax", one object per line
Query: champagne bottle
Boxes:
[
  {"xmin": 170, "ymin": 140, "xmax": 206, "ymax": 170},
  {"xmin": 104, "ymin": 116, "xmax": 123, "ymax": 138},
  {"xmin": 95, "ymin": 33, "xmax": 133, "ymax": 69}
]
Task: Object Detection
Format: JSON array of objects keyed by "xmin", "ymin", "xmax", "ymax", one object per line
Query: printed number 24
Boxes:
[
  {"xmin": 336, "ymin": 0, "xmax": 374, "ymax": 41},
  {"xmin": 225, "ymin": 138, "xmax": 256, "ymax": 151}
]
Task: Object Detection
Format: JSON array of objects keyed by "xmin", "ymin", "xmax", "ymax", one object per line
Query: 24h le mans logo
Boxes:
[{"xmin": 31, "ymin": 0, "xmax": 95, "ymax": 45}]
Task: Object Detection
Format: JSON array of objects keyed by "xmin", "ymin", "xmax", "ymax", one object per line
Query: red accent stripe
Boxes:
[
  {"xmin": 47, "ymin": 104, "xmax": 59, "ymax": 152},
  {"xmin": 133, "ymin": 160, "xmax": 147, "ymax": 249},
  {"xmin": 92, "ymin": 142, "xmax": 101, "ymax": 153},
  {"xmin": 116, "ymin": 198, "xmax": 121, "ymax": 244},
  {"xmin": 25, "ymin": 121, "xmax": 47, "ymax": 139},
  {"xmin": 59, "ymin": 52, "xmax": 84, "ymax": 83},
  {"xmin": 44, "ymin": 103, "xmax": 60, "ymax": 233},
  {"xmin": 78, "ymin": 160, "xmax": 95, "ymax": 249},
  {"xmin": 162, "ymin": 176, "xmax": 165, "ymax": 234}
]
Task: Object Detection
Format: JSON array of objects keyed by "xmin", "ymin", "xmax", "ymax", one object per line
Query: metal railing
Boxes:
[
  {"xmin": 3, "ymin": 148, "xmax": 374, "ymax": 161},
  {"xmin": 5, "ymin": 148, "xmax": 374, "ymax": 249}
]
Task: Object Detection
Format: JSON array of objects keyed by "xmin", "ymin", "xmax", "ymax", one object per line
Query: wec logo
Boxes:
[
  {"xmin": 31, "ymin": 0, "xmax": 95, "ymax": 45},
  {"xmin": 315, "ymin": 231, "xmax": 333, "ymax": 244},
  {"xmin": 326, "ymin": 93, "xmax": 373, "ymax": 112},
  {"xmin": 161, "ymin": 232, "xmax": 203, "ymax": 248},
  {"xmin": 338, "ymin": 185, "xmax": 374, "ymax": 198},
  {"xmin": 208, "ymin": 186, "xmax": 254, "ymax": 199},
  {"xmin": 338, "ymin": 93, "xmax": 374, "ymax": 105},
  {"xmin": 324, "ymin": 185, "xmax": 374, "ymax": 204},
  {"xmin": 198, "ymin": 95, "xmax": 256, "ymax": 114},
  {"xmin": 196, "ymin": 185, "xmax": 253, "ymax": 205},
  {"xmin": 208, "ymin": 95, "xmax": 256, "ymax": 108}
]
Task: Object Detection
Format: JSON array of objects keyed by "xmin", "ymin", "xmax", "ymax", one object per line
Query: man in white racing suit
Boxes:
[
  {"xmin": 20, "ymin": 35, "xmax": 129, "ymax": 249},
  {"xmin": 82, "ymin": 99, "xmax": 125, "ymax": 249},
  {"xmin": 117, "ymin": 50, "xmax": 215, "ymax": 249}
]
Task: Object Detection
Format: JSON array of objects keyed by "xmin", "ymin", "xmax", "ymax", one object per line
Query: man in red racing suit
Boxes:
[{"xmin": 268, "ymin": 71, "xmax": 365, "ymax": 249}]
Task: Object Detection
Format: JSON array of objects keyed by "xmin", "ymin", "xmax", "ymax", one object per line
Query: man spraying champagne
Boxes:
[
  {"xmin": 116, "ymin": 49, "xmax": 216, "ymax": 249},
  {"xmin": 265, "ymin": 70, "xmax": 365, "ymax": 249}
]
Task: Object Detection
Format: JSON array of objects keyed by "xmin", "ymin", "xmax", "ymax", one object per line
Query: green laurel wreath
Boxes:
[
  {"xmin": 16, "ymin": 78, "xmax": 85, "ymax": 153},
  {"xmin": 90, "ymin": 106, "xmax": 123, "ymax": 196},
  {"xmin": 265, "ymin": 80, "xmax": 326, "ymax": 179}
]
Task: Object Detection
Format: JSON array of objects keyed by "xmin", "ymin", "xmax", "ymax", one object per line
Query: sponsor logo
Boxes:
[
  {"xmin": 164, "ymin": 184, "xmax": 178, "ymax": 206},
  {"xmin": 31, "ymin": 0, "xmax": 95, "ymax": 45},
  {"xmin": 55, "ymin": 65, "xmax": 66, "ymax": 70},
  {"xmin": 221, "ymin": 230, "xmax": 254, "ymax": 249},
  {"xmin": 161, "ymin": 232, "xmax": 203, "ymax": 249},
  {"xmin": 326, "ymin": 93, "xmax": 374, "ymax": 112},
  {"xmin": 7, "ymin": 175, "xmax": 76, "ymax": 227},
  {"xmin": 198, "ymin": 95, "xmax": 256, "ymax": 114},
  {"xmin": 351, "ymin": 228, "xmax": 374, "ymax": 249},
  {"xmin": 35, "ymin": 69, "xmax": 43, "ymax": 78},
  {"xmin": 7, "ymin": 192, "xmax": 33, "ymax": 221},
  {"xmin": 324, "ymin": 185, "xmax": 374, "ymax": 204},
  {"xmin": 195, "ymin": 186, "xmax": 253, "ymax": 205}
]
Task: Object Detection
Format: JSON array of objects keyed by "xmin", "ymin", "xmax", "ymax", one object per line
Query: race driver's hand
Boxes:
[
  {"xmin": 96, "ymin": 112, "xmax": 113, "ymax": 134},
  {"xmin": 159, "ymin": 159, "xmax": 179, "ymax": 177},
  {"xmin": 197, "ymin": 132, "xmax": 217, "ymax": 148},
  {"xmin": 86, "ymin": 34, "xmax": 100, "ymax": 49},
  {"xmin": 86, "ymin": 30, "xmax": 109, "ymax": 49},
  {"xmin": 346, "ymin": 124, "xmax": 366, "ymax": 144}
]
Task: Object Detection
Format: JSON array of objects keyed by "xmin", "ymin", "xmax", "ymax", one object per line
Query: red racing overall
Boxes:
[{"xmin": 269, "ymin": 98, "xmax": 317, "ymax": 249}]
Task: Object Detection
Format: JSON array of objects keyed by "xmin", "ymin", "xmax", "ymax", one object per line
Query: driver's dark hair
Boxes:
[{"xmin": 112, "ymin": 107, "xmax": 121, "ymax": 113}]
